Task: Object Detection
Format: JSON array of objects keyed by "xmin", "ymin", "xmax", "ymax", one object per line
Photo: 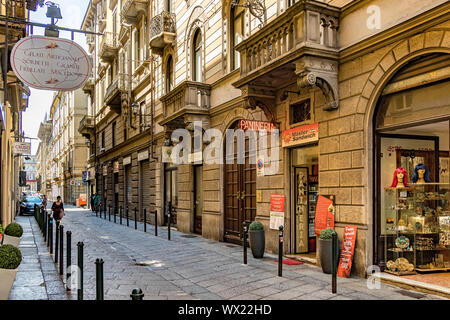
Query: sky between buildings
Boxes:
[{"xmin": 25, "ymin": 0, "xmax": 90, "ymax": 155}]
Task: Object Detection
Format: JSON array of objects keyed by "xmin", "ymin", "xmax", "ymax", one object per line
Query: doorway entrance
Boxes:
[
  {"xmin": 194, "ymin": 165, "xmax": 203, "ymax": 234},
  {"xmin": 291, "ymin": 144, "xmax": 319, "ymax": 254},
  {"xmin": 224, "ymin": 120, "xmax": 257, "ymax": 244}
]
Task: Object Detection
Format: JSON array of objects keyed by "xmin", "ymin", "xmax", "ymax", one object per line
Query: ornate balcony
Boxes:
[
  {"xmin": 79, "ymin": 115, "xmax": 95, "ymax": 139},
  {"xmin": 159, "ymin": 81, "xmax": 211, "ymax": 129},
  {"xmin": 149, "ymin": 11, "xmax": 176, "ymax": 56},
  {"xmin": 82, "ymin": 77, "xmax": 94, "ymax": 95},
  {"xmin": 103, "ymin": 74, "xmax": 129, "ymax": 113},
  {"xmin": 99, "ymin": 32, "xmax": 119, "ymax": 63},
  {"xmin": 121, "ymin": 0, "xmax": 148, "ymax": 25},
  {"xmin": 233, "ymin": 0, "xmax": 340, "ymax": 111}
]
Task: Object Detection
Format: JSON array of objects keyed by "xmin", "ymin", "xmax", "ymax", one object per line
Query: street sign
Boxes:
[
  {"xmin": 14, "ymin": 142, "xmax": 31, "ymax": 155},
  {"xmin": 10, "ymin": 35, "xmax": 91, "ymax": 91}
]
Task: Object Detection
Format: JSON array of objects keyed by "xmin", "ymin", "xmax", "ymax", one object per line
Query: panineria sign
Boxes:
[{"xmin": 10, "ymin": 35, "xmax": 91, "ymax": 91}]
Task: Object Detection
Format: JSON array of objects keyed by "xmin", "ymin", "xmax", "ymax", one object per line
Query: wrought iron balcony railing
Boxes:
[
  {"xmin": 99, "ymin": 32, "xmax": 119, "ymax": 62},
  {"xmin": 149, "ymin": 11, "xmax": 176, "ymax": 55}
]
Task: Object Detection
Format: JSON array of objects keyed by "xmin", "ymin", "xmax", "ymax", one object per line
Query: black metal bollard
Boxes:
[
  {"xmin": 77, "ymin": 242, "xmax": 84, "ymax": 300},
  {"xmin": 144, "ymin": 208, "xmax": 146, "ymax": 233},
  {"xmin": 49, "ymin": 217, "xmax": 53, "ymax": 253},
  {"xmin": 55, "ymin": 221, "xmax": 60, "ymax": 263},
  {"xmin": 126, "ymin": 206, "xmax": 129, "ymax": 227},
  {"xmin": 332, "ymin": 231, "xmax": 338, "ymax": 294},
  {"xmin": 134, "ymin": 207, "xmax": 137, "ymax": 230},
  {"xmin": 108, "ymin": 205, "xmax": 111, "ymax": 221},
  {"xmin": 95, "ymin": 204, "xmax": 98, "ymax": 217},
  {"xmin": 66, "ymin": 231, "xmax": 72, "ymax": 291},
  {"xmin": 154, "ymin": 210, "xmax": 158, "ymax": 237},
  {"xmin": 120, "ymin": 206, "xmax": 122, "ymax": 225},
  {"xmin": 59, "ymin": 225, "xmax": 64, "ymax": 275},
  {"xmin": 114, "ymin": 206, "xmax": 117, "ymax": 223},
  {"xmin": 278, "ymin": 225, "xmax": 283, "ymax": 277},
  {"xmin": 130, "ymin": 288, "xmax": 144, "ymax": 300},
  {"xmin": 167, "ymin": 204, "xmax": 171, "ymax": 241},
  {"xmin": 43, "ymin": 209, "xmax": 47, "ymax": 240},
  {"xmin": 95, "ymin": 258, "xmax": 104, "ymax": 300},
  {"xmin": 243, "ymin": 221, "xmax": 248, "ymax": 265},
  {"xmin": 47, "ymin": 214, "xmax": 51, "ymax": 246}
]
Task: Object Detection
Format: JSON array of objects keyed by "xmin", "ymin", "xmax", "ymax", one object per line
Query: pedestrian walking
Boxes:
[
  {"xmin": 42, "ymin": 194, "xmax": 48, "ymax": 209},
  {"xmin": 51, "ymin": 196, "xmax": 65, "ymax": 225}
]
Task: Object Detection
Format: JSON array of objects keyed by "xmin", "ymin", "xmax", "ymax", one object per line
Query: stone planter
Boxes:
[
  {"xmin": 2, "ymin": 235, "xmax": 21, "ymax": 247},
  {"xmin": 0, "ymin": 268, "xmax": 18, "ymax": 300},
  {"xmin": 248, "ymin": 229, "xmax": 265, "ymax": 258},
  {"xmin": 318, "ymin": 238, "xmax": 340, "ymax": 274}
]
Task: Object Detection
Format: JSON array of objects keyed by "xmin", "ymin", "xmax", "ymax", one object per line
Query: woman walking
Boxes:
[{"xmin": 51, "ymin": 196, "xmax": 65, "ymax": 225}]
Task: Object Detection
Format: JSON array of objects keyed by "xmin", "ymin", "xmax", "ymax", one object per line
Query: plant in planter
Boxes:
[
  {"xmin": 0, "ymin": 244, "xmax": 22, "ymax": 300},
  {"xmin": 4, "ymin": 223, "xmax": 23, "ymax": 238},
  {"xmin": 318, "ymin": 228, "xmax": 340, "ymax": 274},
  {"xmin": 248, "ymin": 221, "xmax": 265, "ymax": 258}
]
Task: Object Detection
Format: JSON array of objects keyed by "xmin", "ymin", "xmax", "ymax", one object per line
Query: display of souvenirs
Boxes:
[
  {"xmin": 415, "ymin": 237, "xmax": 434, "ymax": 250},
  {"xmin": 439, "ymin": 216, "xmax": 450, "ymax": 232},
  {"xmin": 439, "ymin": 232, "xmax": 450, "ymax": 247},
  {"xmin": 395, "ymin": 236, "xmax": 410, "ymax": 250},
  {"xmin": 390, "ymin": 168, "xmax": 409, "ymax": 188},
  {"xmin": 412, "ymin": 163, "xmax": 431, "ymax": 184},
  {"xmin": 386, "ymin": 258, "xmax": 414, "ymax": 272}
]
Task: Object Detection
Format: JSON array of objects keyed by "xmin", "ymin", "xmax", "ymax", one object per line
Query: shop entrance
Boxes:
[
  {"xmin": 194, "ymin": 165, "xmax": 203, "ymax": 234},
  {"xmin": 224, "ymin": 120, "xmax": 256, "ymax": 244},
  {"xmin": 291, "ymin": 144, "xmax": 318, "ymax": 254},
  {"xmin": 374, "ymin": 53, "xmax": 450, "ymax": 287}
]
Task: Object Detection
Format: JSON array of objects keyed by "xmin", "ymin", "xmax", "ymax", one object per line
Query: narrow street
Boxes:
[{"xmin": 9, "ymin": 207, "xmax": 446, "ymax": 300}]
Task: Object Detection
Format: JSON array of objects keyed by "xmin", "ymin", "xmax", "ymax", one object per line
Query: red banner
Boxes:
[
  {"xmin": 314, "ymin": 195, "xmax": 335, "ymax": 236},
  {"xmin": 337, "ymin": 225, "xmax": 358, "ymax": 278}
]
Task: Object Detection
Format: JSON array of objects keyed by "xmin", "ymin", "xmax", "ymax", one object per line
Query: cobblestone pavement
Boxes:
[
  {"xmin": 11, "ymin": 207, "xmax": 447, "ymax": 300},
  {"xmin": 9, "ymin": 216, "xmax": 67, "ymax": 300}
]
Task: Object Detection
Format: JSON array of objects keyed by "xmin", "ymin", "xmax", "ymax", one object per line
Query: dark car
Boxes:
[{"xmin": 20, "ymin": 196, "xmax": 42, "ymax": 215}]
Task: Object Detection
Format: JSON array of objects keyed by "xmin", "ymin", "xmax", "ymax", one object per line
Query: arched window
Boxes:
[
  {"xmin": 166, "ymin": 55, "xmax": 173, "ymax": 93},
  {"xmin": 230, "ymin": 4, "xmax": 245, "ymax": 70},
  {"xmin": 192, "ymin": 29, "xmax": 202, "ymax": 82}
]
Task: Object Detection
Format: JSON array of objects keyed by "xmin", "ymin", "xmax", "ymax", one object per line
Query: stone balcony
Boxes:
[
  {"xmin": 121, "ymin": 0, "xmax": 148, "ymax": 25},
  {"xmin": 149, "ymin": 11, "xmax": 176, "ymax": 56},
  {"xmin": 159, "ymin": 81, "xmax": 211, "ymax": 130},
  {"xmin": 99, "ymin": 32, "xmax": 119, "ymax": 63},
  {"xmin": 233, "ymin": 0, "xmax": 340, "ymax": 111},
  {"xmin": 103, "ymin": 74, "xmax": 129, "ymax": 113},
  {"xmin": 78, "ymin": 115, "xmax": 95, "ymax": 139}
]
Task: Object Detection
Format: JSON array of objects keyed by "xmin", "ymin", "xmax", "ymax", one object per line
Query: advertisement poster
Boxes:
[
  {"xmin": 337, "ymin": 225, "xmax": 358, "ymax": 278},
  {"xmin": 314, "ymin": 195, "xmax": 335, "ymax": 236},
  {"xmin": 269, "ymin": 194, "xmax": 285, "ymax": 230},
  {"xmin": 281, "ymin": 122, "xmax": 319, "ymax": 148}
]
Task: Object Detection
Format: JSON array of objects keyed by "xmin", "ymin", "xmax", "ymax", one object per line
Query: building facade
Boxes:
[
  {"xmin": 36, "ymin": 116, "xmax": 53, "ymax": 196},
  {"xmin": 80, "ymin": 0, "xmax": 450, "ymax": 283},
  {"xmin": 21, "ymin": 155, "xmax": 37, "ymax": 193},
  {"xmin": 47, "ymin": 89, "xmax": 89, "ymax": 203},
  {"xmin": 0, "ymin": 0, "xmax": 38, "ymax": 226}
]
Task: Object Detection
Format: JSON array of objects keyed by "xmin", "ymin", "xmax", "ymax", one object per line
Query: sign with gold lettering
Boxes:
[{"xmin": 10, "ymin": 36, "xmax": 91, "ymax": 91}]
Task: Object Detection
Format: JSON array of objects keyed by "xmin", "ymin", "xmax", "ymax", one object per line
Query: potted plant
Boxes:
[
  {"xmin": 0, "ymin": 224, "xmax": 3, "ymax": 240},
  {"xmin": 3, "ymin": 223, "xmax": 23, "ymax": 247},
  {"xmin": 0, "ymin": 244, "xmax": 22, "ymax": 300},
  {"xmin": 248, "ymin": 221, "xmax": 265, "ymax": 258},
  {"xmin": 318, "ymin": 228, "xmax": 340, "ymax": 274}
]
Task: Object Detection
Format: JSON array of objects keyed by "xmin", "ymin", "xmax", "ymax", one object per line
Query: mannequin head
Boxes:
[
  {"xmin": 391, "ymin": 167, "xmax": 408, "ymax": 188},
  {"xmin": 412, "ymin": 163, "xmax": 431, "ymax": 183}
]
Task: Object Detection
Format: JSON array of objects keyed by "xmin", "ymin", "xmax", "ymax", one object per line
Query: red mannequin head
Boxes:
[{"xmin": 390, "ymin": 167, "xmax": 408, "ymax": 188}]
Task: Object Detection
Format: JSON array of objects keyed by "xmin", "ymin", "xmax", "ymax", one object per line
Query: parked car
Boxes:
[{"xmin": 19, "ymin": 196, "xmax": 42, "ymax": 216}]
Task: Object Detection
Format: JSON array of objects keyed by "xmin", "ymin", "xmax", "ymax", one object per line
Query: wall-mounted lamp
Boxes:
[{"xmin": 44, "ymin": 1, "xmax": 62, "ymax": 38}]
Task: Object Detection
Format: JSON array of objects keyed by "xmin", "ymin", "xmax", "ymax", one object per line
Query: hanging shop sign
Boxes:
[
  {"xmin": 269, "ymin": 194, "xmax": 285, "ymax": 230},
  {"xmin": 281, "ymin": 122, "xmax": 319, "ymax": 148},
  {"xmin": 239, "ymin": 119, "xmax": 277, "ymax": 132},
  {"xmin": 314, "ymin": 195, "xmax": 335, "ymax": 236},
  {"xmin": 10, "ymin": 35, "xmax": 91, "ymax": 91},
  {"xmin": 113, "ymin": 161, "xmax": 120, "ymax": 173},
  {"xmin": 14, "ymin": 142, "xmax": 31, "ymax": 155},
  {"xmin": 337, "ymin": 225, "xmax": 358, "ymax": 278},
  {"xmin": 123, "ymin": 156, "xmax": 131, "ymax": 166}
]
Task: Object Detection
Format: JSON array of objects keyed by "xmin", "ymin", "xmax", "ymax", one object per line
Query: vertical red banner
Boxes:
[
  {"xmin": 314, "ymin": 195, "xmax": 335, "ymax": 236},
  {"xmin": 337, "ymin": 225, "xmax": 358, "ymax": 278}
]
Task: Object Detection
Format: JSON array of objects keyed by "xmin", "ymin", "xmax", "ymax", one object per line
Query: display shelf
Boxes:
[
  {"xmin": 415, "ymin": 267, "xmax": 450, "ymax": 273},
  {"xmin": 384, "ymin": 270, "xmax": 417, "ymax": 276}
]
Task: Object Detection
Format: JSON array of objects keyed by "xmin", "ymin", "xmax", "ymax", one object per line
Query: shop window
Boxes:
[{"xmin": 289, "ymin": 99, "xmax": 311, "ymax": 125}]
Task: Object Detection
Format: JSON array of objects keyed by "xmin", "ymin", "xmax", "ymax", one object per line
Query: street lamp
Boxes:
[{"xmin": 44, "ymin": 1, "xmax": 62, "ymax": 38}]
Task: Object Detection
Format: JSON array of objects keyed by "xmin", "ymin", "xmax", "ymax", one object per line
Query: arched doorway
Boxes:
[
  {"xmin": 224, "ymin": 120, "xmax": 257, "ymax": 244},
  {"xmin": 373, "ymin": 53, "xmax": 450, "ymax": 279}
]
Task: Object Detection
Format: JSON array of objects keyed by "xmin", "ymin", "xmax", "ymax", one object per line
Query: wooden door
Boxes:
[
  {"xmin": 224, "ymin": 121, "xmax": 256, "ymax": 244},
  {"xmin": 194, "ymin": 165, "xmax": 203, "ymax": 234}
]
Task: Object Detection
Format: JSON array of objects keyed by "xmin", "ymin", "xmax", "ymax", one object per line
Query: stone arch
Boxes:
[
  {"xmin": 219, "ymin": 105, "xmax": 269, "ymax": 134},
  {"xmin": 356, "ymin": 28, "xmax": 450, "ymax": 268}
]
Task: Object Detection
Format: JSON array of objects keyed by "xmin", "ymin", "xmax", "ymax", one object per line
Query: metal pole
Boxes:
[
  {"xmin": 120, "ymin": 206, "xmax": 122, "ymax": 225},
  {"xmin": 114, "ymin": 206, "xmax": 117, "ymax": 223},
  {"xmin": 95, "ymin": 258, "xmax": 104, "ymax": 300},
  {"xmin": 77, "ymin": 242, "xmax": 84, "ymax": 300},
  {"xmin": 108, "ymin": 205, "xmax": 111, "ymax": 221},
  {"xmin": 55, "ymin": 221, "xmax": 60, "ymax": 263},
  {"xmin": 332, "ymin": 231, "xmax": 337, "ymax": 294},
  {"xmin": 43, "ymin": 208, "xmax": 47, "ymax": 240},
  {"xmin": 154, "ymin": 210, "xmax": 158, "ymax": 237},
  {"xmin": 47, "ymin": 214, "xmax": 51, "ymax": 246},
  {"xmin": 59, "ymin": 225, "xmax": 64, "ymax": 275},
  {"xmin": 49, "ymin": 217, "xmax": 53, "ymax": 253},
  {"xmin": 66, "ymin": 231, "xmax": 72, "ymax": 291},
  {"xmin": 278, "ymin": 225, "xmax": 283, "ymax": 277},
  {"xmin": 144, "ymin": 208, "xmax": 146, "ymax": 232},
  {"xmin": 130, "ymin": 288, "xmax": 144, "ymax": 300},
  {"xmin": 134, "ymin": 207, "xmax": 137, "ymax": 230},
  {"xmin": 167, "ymin": 203, "xmax": 171, "ymax": 241},
  {"xmin": 126, "ymin": 205, "xmax": 129, "ymax": 227},
  {"xmin": 243, "ymin": 221, "xmax": 247, "ymax": 265}
]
